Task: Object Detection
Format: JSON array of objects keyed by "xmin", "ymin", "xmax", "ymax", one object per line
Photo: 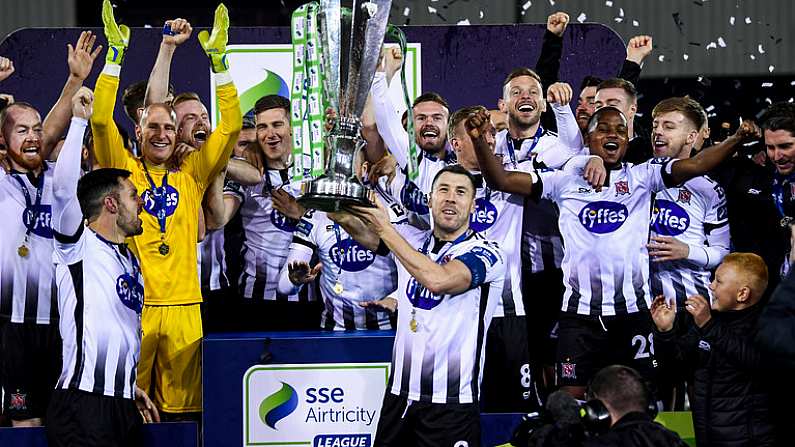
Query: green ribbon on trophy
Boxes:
[
  {"xmin": 290, "ymin": 2, "xmax": 327, "ymax": 181},
  {"xmin": 385, "ymin": 24, "xmax": 419, "ymax": 181}
]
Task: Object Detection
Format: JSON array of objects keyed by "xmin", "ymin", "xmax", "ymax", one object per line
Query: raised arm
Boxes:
[
  {"xmin": 620, "ymin": 35, "xmax": 653, "ymax": 85},
  {"xmin": 226, "ymin": 158, "xmax": 261, "ymax": 186},
  {"xmin": 468, "ymin": 109, "xmax": 536, "ymax": 196},
  {"xmin": 53, "ymin": 88, "xmax": 94, "ymax": 237},
  {"xmin": 361, "ymin": 92, "xmax": 388, "ymax": 164},
  {"xmin": 371, "ymin": 51, "xmax": 411, "ymax": 169},
  {"xmin": 669, "ymin": 120, "xmax": 760, "ymax": 186},
  {"xmin": 546, "ymin": 82, "xmax": 584, "ymax": 155},
  {"xmin": 42, "ymin": 31, "xmax": 102, "ymax": 160},
  {"xmin": 535, "ymin": 12, "xmax": 568, "ymax": 91},
  {"xmin": 144, "ymin": 18, "xmax": 192, "ymax": 105}
]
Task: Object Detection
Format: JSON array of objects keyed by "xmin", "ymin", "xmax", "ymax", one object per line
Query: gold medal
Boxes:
[
  {"xmin": 158, "ymin": 242, "xmax": 170, "ymax": 256},
  {"xmin": 333, "ymin": 282, "xmax": 344, "ymax": 295},
  {"xmin": 17, "ymin": 244, "xmax": 29, "ymax": 257},
  {"xmin": 409, "ymin": 309, "xmax": 418, "ymax": 332}
]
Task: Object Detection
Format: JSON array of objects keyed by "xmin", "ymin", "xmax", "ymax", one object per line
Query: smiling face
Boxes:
[
  {"xmin": 503, "ymin": 75, "xmax": 546, "ymax": 130},
  {"xmin": 173, "ymin": 99, "xmax": 211, "ymax": 148},
  {"xmin": 586, "ymin": 108, "xmax": 629, "ymax": 166},
  {"xmin": 765, "ymin": 129, "xmax": 795, "ymax": 176},
  {"xmin": 413, "ymin": 100, "xmax": 449, "ymax": 154},
  {"xmin": 652, "ymin": 111, "xmax": 698, "ymax": 159},
  {"xmin": 256, "ymin": 107, "xmax": 292, "ymax": 166},
  {"xmin": 2, "ymin": 105, "xmax": 44, "ymax": 172},
  {"xmin": 429, "ymin": 171, "xmax": 476, "ymax": 237},
  {"xmin": 137, "ymin": 105, "xmax": 177, "ymax": 166}
]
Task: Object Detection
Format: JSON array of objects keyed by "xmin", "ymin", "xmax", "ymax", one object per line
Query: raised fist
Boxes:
[
  {"xmin": 626, "ymin": 35, "xmax": 653, "ymax": 65},
  {"xmin": 163, "ymin": 18, "xmax": 193, "ymax": 46},
  {"xmin": 734, "ymin": 119, "xmax": 761, "ymax": 141},
  {"xmin": 546, "ymin": 82, "xmax": 573, "ymax": 106},
  {"xmin": 71, "ymin": 87, "xmax": 94, "ymax": 120},
  {"xmin": 547, "ymin": 12, "xmax": 570, "ymax": 37},
  {"xmin": 463, "ymin": 108, "xmax": 492, "ymax": 141},
  {"xmin": 0, "ymin": 57, "xmax": 15, "ymax": 82}
]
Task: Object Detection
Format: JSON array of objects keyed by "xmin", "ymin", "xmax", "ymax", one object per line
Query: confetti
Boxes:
[
  {"xmin": 758, "ymin": 44, "xmax": 765, "ymax": 54},
  {"xmin": 428, "ymin": 6, "xmax": 437, "ymax": 13},
  {"xmin": 636, "ymin": 112, "xmax": 644, "ymax": 118},
  {"xmin": 605, "ymin": 0, "xmax": 613, "ymax": 6},
  {"xmin": 522, "ymin": 1, "xmax": 532, "ymax": 10},
  {"xmin": 403, "ymin": 7, "xmax": 410, "ymax": 16},
  {"xmin": 457, "ymin": 19, "xmax": 471, "ymax": 25},
  {"xmin": 761, "ymin": 82, "xmax": 774, "ymax": 87},
  {"xmin": 750, "ymin": 54, "xmax": 756, "ymax": 60},
  {"xmin": 769, "ymin": 65, "xmax": 775, "ymax": 72},
  {"xmin": 479, "ymin": 10, "xmax": 484, "ymax": 19},
  {"xmin": 718, "ymin": 37, "xmax": 726, "ymax": 47},
  {"xmin": 619, "ymin": 7, "xmax": 625, "ymax": 17},
  {"xmin": 549, "ymin": 0, "xmax": 556, "ymax": 5},
  {"xmin": 706, "ymin": 105, "xmax": 716, "ymax": 112},
  {"xmin": 789, "ymin": 98, "xmax": 794, "ymax": 103},
  {"xmin": 706, "ymin": 42, "xmax": 717, "ymax": 50},
  {"xmin": 729, "ymin": 16, "xmax": 735, "ymax": 25},
  {"xmin": 614, "ymin": 17, "xmax": 623, "ymax": 22},
  {"xmin": 683, "ymin": 53, "xmax": 689, "ymax": 60},
  {"xmin": 791, "ymin": 80, "xmax": 795, "ymax": 86},
  {"xmin": 708, "ymin": 112, "xmax": 717, "ymax": 118},
  {"xmin": 577, "ymin": 12, "xmax": 587, "ymax": 23},
  {"xmin": 745, "ymin": 17, "xmax": 752, "ymax": 24},
  {"xmin": 633, "ymin": 20, "xmax": 639, "ymax": 27},
  {"xmin": 658, "ymin": 55, "xmax": 665, "ymax": 62}
]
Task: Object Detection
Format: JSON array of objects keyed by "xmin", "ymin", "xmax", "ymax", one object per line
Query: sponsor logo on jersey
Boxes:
[
  {"xmin": 401, "ymin": 181, "xmax": 429, "ymax": 215},
  {"xmin": 470, "ymin": 198, "xmax": 498, "ymax": 232},
  {"xmin": 406, "ymin": 277, "xmax": 443, "ymax": 310},
  {"xmin": 651, "ymin": 199, "xmax": 690, "ymax": 236},
  {"xmin": 22, "ymin": 204, "xmax": 53, "ymax": 238},
  {"xmin": 116, "ymin": 274, "xmax": 144, "ymax": 313},
  {"xmin": 677, "ymin": 188, "xmax": 692, "ymax": 204},
  {"xmin": 615, "ymin": 181, "xmax": 630, "ymax": 196},
  {"xmin": 329, "ymin": 239, "xmax": 376, "ymax": 272},
  {"xmin": 271, "ymin": 210, "xmax": 299, "ymax": 232},
  {"xmin": 578, "ymin": 201, "xmax": 628, "ymax": 233},
  {"xmin": 142, "ymin": 184, "xmax": 179, "ymax": 218}
]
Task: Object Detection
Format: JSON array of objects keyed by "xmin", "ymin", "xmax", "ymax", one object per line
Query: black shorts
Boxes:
[
  {"xmin": 480, "ymin": 315, "xmax": 542, "ymax": 413},
  {"xmin": 555, "ymin": 312, "xmax": 658, "ymax": 388},
  {"xmin": 1, "ymin": 321, "xmax": 62, "ymax": 420},
  {"xmin": 46, "ymin": 388, "xmax": 143, "ymax": 447},
  {"xmin": 374, "ymin": 392, "xmax": 480, "ymax": 447},
  {"xmin": 522, "ymin": 268, "xmax": 564, "ymax": 366}
]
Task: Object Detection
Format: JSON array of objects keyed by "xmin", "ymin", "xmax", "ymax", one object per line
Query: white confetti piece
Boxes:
[
  {"xmin": 708, "ymin": 112, "xmax": 717, "ymax": 118},
  {"xmin": 697, "ymin": 76, "xmax": 704, "ymax": 82},
  {"xmin": 706, "ymin": 105, "xmax": 716, "ymax": 112},
  {"xmin": 632, "ymin": 20, "xmax": 639, "ymax": 27},
  {"xmin": 789, "ymin": 98, "xmax": 794, "ymax": 103},
  {"xmin": 765, "ymin": 98, "xmax": 773, "ymax": 105},
  {"xmin": 729, "ymin": 16, "xmax": 735, "ymax": 25},
  {"xmin": 750, "ymin": 54, "xmax": 756, "ymax": 60},
  {"xmin": 758, "ymin": 44, "xmax": 765, "ymax": 54},
  {"xmin": 762, "ymin": 82, "xmax": 774, "ymax": 87},
  {"xmin": 428, "ymin": 6, "xmax": 437, "ymax": 13},
  {"xmin": 619, "ymin": 7, "xmax": 625, "ymax": 17},
  {"xmin": 614, "ymin": 17, "xmax": 623, "ymax": 22},
  {"xmin": 636, "ymin": 112, "xmax": 644, "ymax": 118},
  {"xmin": 790, "ymin": 80, "xmax": 795, "ymax": 86},
  {"xmin": 718, "ymin": 37, "xmax": 726, "ymax": 47},
  {"xmin": 457, "ymin": 19, "xmax": 471, "ymax": 25},
  {"xmin": 769, "ymin": 65, "xmax": 775, "ymax": 72},
  {"xmin": 523, "ymin": 1, "xmax": 532, "ymax": 10},
  {"xmin": 549, "ymin": 0, "xmax": 555, "ymax": 5},
  {"xmin": 577, "ymin": 12, "xmax": 587, "ymax": 23},
  {"xmin": 144, "ymin": 24, "xmax": 152, "ymax": 28},
  {"xmin": 745, "ymin": 17, "xmax": 752, "ymax": 24},
  {"xmin": 706, "ymin": 42, "xmax": 717, "ymax": 50},
  {"xmin": 658, "ymin": 55, "xmax": 665, "ymax": 62},
  {"xmin": 403, "ymin": 7, "xmax": 410, "ymax": 16},
  {"xmin": 683, "ymin": 53, "xmax": 689, "ymax": 61},
  {"xmin": 605, "ymin": 0, "xmax": 613, "ymax": 6},
  {"xmin": 480, "ymin": 10, "xmax": 484, "ymax": 19}
]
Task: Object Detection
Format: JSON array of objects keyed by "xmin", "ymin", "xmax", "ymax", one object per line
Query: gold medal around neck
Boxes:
[
  {"xmin": 17, "ymin": 244, "xmax": 29, "ymax": 258},
  {"xmin": 333, "ymin": 282, "xmax": 344, "ymax": 295},
  {"xmin": 409, "ymin": 309, "xmax": 418, "ymax": 332},
  {"xmin": 158, "ymin": 242, "xmax": 170, "ymax": 256}
]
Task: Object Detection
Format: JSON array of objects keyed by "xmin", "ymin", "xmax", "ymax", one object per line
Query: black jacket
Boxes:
[
  {"xmin": 654, "ymin": 306, "xmax": 775, "ymax": 446},
  {"xmin": 583, "ymin": 412, "xmax": 688, "ymax": 447}
]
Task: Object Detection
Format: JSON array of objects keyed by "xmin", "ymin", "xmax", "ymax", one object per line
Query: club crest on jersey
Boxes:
[
  {"xmin": 330, "ymin": 239, "xmax": 376, "ymax": 272},
  {"xmin": 470, "ymin": 198, "xmax": 498, "ymax": 232},
  {"xmin": 651, "ymin": 199, "xmax": 690, "ymax": 236},
  {"xmin": 22, "ymin": 204, "xmax": 53, "ymax": 238},
  {"xmin": 406, "ymin": 278, "xmax": 443, "ymax": 310},
  {"xmin": 578, "ymin": 201, "xmax": 628, "ymax": 233},
  {"xmin": 559, "ymin": 362, "xmax": 576, "ymax": 380},
  {"xmin": 116, "ymin": 274, "xmax": 144, "ymax": 313},
  {"xmin": 141, "ymin": 185, "xmax": 179, "ymax": 218},
  {"xmin": 270, "ymin": 210, "xmax": 298, "ymax": 232},
  {"xmin": 615, "ymin": 181, "xmax": 630, "ymax": 196},
  {"xmin": 677, "ymin": 188, "xmax": 692, "ymax": 204},
  {"xmin": 401, "ymin": 181, "xmax": 429, "ymax": 215},
  {"xmin": 9, "ymin": 393, "xmax": 26, "ymax": 410}
]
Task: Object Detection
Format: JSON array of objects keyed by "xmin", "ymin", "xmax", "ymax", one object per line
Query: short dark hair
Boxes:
[
  {"xmin": 0, "ymin": 102, "xmax": 39, "ymax": 138},
  {"xmin": 122, "ymin": 81, "xmax": 175, "ymax": 125},
  {"xmin": 502, "ymin": 67, "xmax": 542, "ymax": 87},
  {"xmin": 580, "ymin": 75, "xmax": 604, "ymax": 90},
  {"xmin": 652, "ymin": 96, "xmax": 706, "ymax": 131},
  {"xmin": 448, "ymin": 105, "xmax": 486, "ymax": 138},
  {"xmin": 589, "ymin": 365, "xmax": 650, "ymax": 416},
  {"xmin": 413, "ymin": 92, "xmax": 449, "ymax": 110},
  {"xmin": 431, "ymin": 164, "xmax": 477, "ymax": 197},
  {"xmin": 596, "ymin": 78, "xmax": 638, "ymax": 102},
  {"xmin": 761, "ymin": 102, "xmax": 795, "ymax": 136},
  {"xmin": 77, "ymin": 168, "xmax": 132, "ymax": 221},
  {"xmin": 586, "ymin": 106, "xmax": 628, "ymax": 134},
  {"xmin": 254, "ymin": 95, "xmax": 290, "ymax": 117},
  {"xmin": 242, "ymin": 112, "xmax": 256, "ymax": 130}
]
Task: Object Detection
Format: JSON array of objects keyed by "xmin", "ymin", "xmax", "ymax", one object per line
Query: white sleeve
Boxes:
[
  {"xmin": 52, "ymin": 117, "xmax": 88, "ymax": 238},
  {"xmin": 371, "ymin": 72, "xmax": 411, "ymax": 169},
  {"xmin": 53, "ymin": 226, "xmax": 87, "ymax": 265},
  {"xmin": 562, "ymin": 155, "xmax": 600, "ymax": 174},
  {"xmin": 687, "ymin": 182, "xmax": 730, "ymax": 269},
  {"xmin": 537, "ymin": 170, "xmax": 565, "ymax": 202},
  {"xmin": 551, "ymin": 102, "xmax": 584, "ymax": 153},
  {"xmin": 632, "ymin": 157, "xmax": 676, "ymax": 193},
  {"xmin": 276, "ymin": 241, "xmax": 314, "ymax": 295}
]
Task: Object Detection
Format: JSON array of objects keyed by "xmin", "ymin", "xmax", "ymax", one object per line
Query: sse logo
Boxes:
[
  {"xmin": 470, "ymin": 198, "xmax": 497, "ymax": 232},
  {"xmin": 578, "ymin": 201, "xmax": 628, "ymax": 234},
  {"xmin": 330, "ymin": 239, "xmax": 376, "ymax": 272},
  {"xmin": 259, "ymin": 382, "xmax": 298, "ymax": 430},
  {"xmin": 651, "ymin": 200, "xmax": 690, "ymax": 236}
]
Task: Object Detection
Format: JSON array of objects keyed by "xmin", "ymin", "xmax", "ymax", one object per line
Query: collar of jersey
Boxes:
[
  {"xmin": 92, "ymin": 228, "xmax": 128, "ymax": 249},
  {"xmin": 9, "ymin": 161, "xmax": 48, "ymax": 185},
  {"xmin": 602, "ymin": 162, "xmax": 626, "ymax": 187}
]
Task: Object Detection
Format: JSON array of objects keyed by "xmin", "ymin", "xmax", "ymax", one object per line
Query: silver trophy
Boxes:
[{"xmin": 298, "ymin": 0, "xmax": 392, "ymax": 212}]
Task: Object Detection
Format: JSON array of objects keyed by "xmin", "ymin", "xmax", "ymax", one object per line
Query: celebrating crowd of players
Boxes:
[{"xmin": 0, "ymin": 3, "xmax": 794, "ymax": 446}]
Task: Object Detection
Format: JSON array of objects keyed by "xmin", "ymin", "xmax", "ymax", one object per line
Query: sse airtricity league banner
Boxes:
[
  {"xmin": 210, "ymin": 43, "xmax": 422, "ymax": 128},
  {"xmin": 243, "ymin": 363, "xmax": 390, "ymax": 447}
]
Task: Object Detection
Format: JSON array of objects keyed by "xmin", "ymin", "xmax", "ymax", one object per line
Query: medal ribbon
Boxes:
[
  {"xmin": 141, "ymin": 161, "xmax": 169, "ymax": 237},
  {"xmin": 12, "ymin": 172, "xmax": 45, "ymax": 242},
  {"xmin": 505, "ymin": 125, "xmax": 544, "ymax": 167}
]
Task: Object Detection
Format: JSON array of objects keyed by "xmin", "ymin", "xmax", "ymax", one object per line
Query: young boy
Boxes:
[{"xmin": 651, "ymin": 253, "xmax": 775, "ymax": 446}]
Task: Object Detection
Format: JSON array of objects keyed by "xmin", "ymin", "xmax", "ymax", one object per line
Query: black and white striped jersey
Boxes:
[{"xmin": 198, "ymin": 228, "xmax": 229, "ymax": 294}]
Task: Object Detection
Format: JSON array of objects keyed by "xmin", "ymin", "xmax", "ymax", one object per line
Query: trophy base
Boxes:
[{"xmin": 298, "ymin": 176, "xmax": 375, "ymax": 213}]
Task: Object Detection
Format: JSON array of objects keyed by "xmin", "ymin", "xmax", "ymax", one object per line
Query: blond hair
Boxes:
[{"xmin": 722, "ymin": 252, "xmax": 769, "ymax": 301}]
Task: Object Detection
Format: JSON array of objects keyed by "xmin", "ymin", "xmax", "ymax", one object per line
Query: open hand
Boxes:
[
  {"xmin": 358, "ymin": 297, "xmax": 398, "ymax": 313},
  {"xmin": 135, "ymin": 386, "xmax": 160, "ymax": 423},
  {"xmin": 685, "ymin": 295, "xmax": 712, "ymax": 328},
  {"xmin": 288, "ymin": 261, "xmax": 322, "ymax": 285},
  {"xmin": 68, "ymin": 31, "xmax": 103, "ymax": 81},
  {"xmin": 650, "ymin": 295, "xmax": 676, "ymax": 332}
]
